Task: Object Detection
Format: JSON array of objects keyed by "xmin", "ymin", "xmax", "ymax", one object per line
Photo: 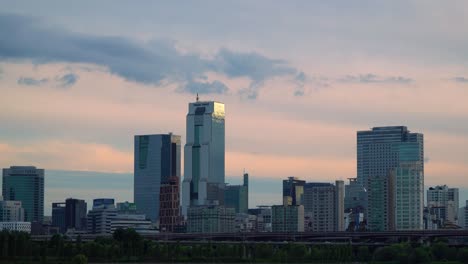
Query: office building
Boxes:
[
  {"xmin": 272, "ymin": 205, "xmax": 304, "ymax": 232},
  {"xmin": 111, "ymin": 214, "xmax": 156, "ymax": 235},
  {"xmin": 87, "ymin": 198, "xmax": 117, "ymax": 234},
  {"xmin": 52, "ymin": 202, "xmax": 66, "ymax": 233},
  {"xmin": 357, "ymin": 126, "xmax": 424, "ymax": 188},
  {"xmin": 302, "ymin": 180, "xmax": 345, "ymax": 232},
  {"xmin": 248, "ymin": 206, "xmax": 272, "ymax": 232},
  {"xmin": 225, "ymin": 173, "xmax": 249, "ymax": 214},
  {"xmin": 358, "ymin": 126, "xmax": 424, "ymax": 231},
  {"xmin": 187, "ymin": 205, "xmax": 234, "ymax": 233},
  {"xmin": 0, "ymin": 222, "xmax": 31, "ymax": 233},
  {"xmin": 390, "ymin": 162, "xmax": 424, "ymax": 230},
  {"xmin": 182, "ymin": 100, "xmax": 225, "ymax": 216},
  {"xmin": 65, "ymin": 198, "xmax": 87, "ymax": 232},
  {"xmin": 2, "ymin": 166, "xmax": 44, "ymax": 222},
  {"xmin": 282, "ymin": 177, "xmax": 305, "ymax": 206},
  {"xmin": 344, "ymin": 178, "xmax": 367, "ymax": 213},
  {"xmin": 0, "ymin": 199, "xmax": 24, "ymax": 222},
  {"xmin": 427, "ymin": 185, "xmax": 459, "ymax": 227},
  {"xmin": 134, "ymin": 134, "xmax": 181, "ymax": 223},
  {"xmin": 465, "ymin": 201, "xmax": 468, "ymax": 229},
  {"xmin": 116, "ymin": 201, "xmax": 137, "ymax": 214},
  {"xmin": 159, "ymin": 176, "xmax": 183, "ymax": 232}
]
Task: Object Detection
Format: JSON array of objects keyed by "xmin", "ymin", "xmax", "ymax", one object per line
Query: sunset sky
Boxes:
[{"xmin": 1, "ymin": 1, "xmax": 468, "ymax": 214}]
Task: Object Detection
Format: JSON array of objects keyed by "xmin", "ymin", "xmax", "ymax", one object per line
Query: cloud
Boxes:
[
  {"xmin": 56, "ymin": 73, "xmax": 78, "ymax": 87},
  {"xmin": 17, "ymin": 76, "xmax": 48, "ymax": 86},
  {"xmin": 453, "ymin": 76, "xmax": 468, "ymax": 83},
  {"xmin": 338, "ymin": 73, "xmax": 413, "ymax": 84},
  {"xmin": 0, "ymin": 13, "xmax": 303, "ymax": 98},
  {"xmin": 180, "ymin": 80, "xmax": 229, "ymax": 94}
]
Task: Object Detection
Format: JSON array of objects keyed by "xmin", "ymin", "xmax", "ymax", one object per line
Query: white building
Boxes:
[
  {"xmin": 0, "ymin": 199, "xmax": 24, "ymax": 222},
  {"xmin": 427, "ymin": 185, "xmax": 459, "ymax": 227},
  {"xmin": 0, "ymin": 222, "xmax": 31, "ymax": 233},
  {"xmin": 302, "ymin": 180, "xmax": 345, "ymax": 232},
  {"xmin": 111, "ymin": 214, "xmax": 156, "ymax": 235},
  {"xmin": 182, "ymin": 100, "xmax": 225, "ymax": 216}
]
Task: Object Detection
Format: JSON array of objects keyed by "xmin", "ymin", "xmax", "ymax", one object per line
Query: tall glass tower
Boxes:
[
  {"xmin": 357, "ymin": 126, "xmax": 424, "ymax": 187},
  {"xmin": 182, "ymin": 100, "xmax": 225, "ymax": 216},
  {"xmin": 357, "ymin": 126, "xmax": 424, "ymax": 231},
  {"xmin": 134, "ymin": 134, "xmax": 181, "ymax": 223},
  {"xmin": 2, "ymin": 166, "xmax": 44, "ymax": 223}
]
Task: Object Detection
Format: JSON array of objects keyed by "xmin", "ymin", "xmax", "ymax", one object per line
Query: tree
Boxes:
[{"xmin": 72, "ymin": 254, "xmax": 88, "ymax": 264}]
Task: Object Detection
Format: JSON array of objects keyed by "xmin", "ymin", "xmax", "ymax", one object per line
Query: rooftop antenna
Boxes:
[{"xmin": 196, "ymin": 93, "xmax": 199, "ymax": 102}]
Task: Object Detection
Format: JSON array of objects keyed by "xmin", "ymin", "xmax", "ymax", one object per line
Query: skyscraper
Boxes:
[
  {"xmin": 225, "ymin": 173, "xmax": 249, "ymax": 214},
  {"xmin": 2, "ymin": 166, "xmax": 44, "ymax": 222},
  {"xmin": 52, "ymin": 202, "xmax": 66, "ymax": 233},
  {"xmin": 182, "ymin": 100, "xmax": 225, "ymax": 216},
  {"xmin": 282, "ymin": 177, "xmax": 305, "ymax": 206},
  {"xmin": 357, "ymin": 126, "xmax": 424, "ymax": 187},
  {"xmin": 134, "ymin": 134, "xmax": 181, "ymax": 223},
  {"xmin": 65, "ymin": 198, "xmax": 87, "ymax": 231},
  {"xmin": 357, "ymin": 126, "xmax": 424, "ymax": 231}
]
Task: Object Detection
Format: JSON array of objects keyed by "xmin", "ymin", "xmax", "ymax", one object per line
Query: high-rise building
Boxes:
[
  {"xmin": 159, "ymin": 176, "xmax": 183, "ymax": 232},
  {"xmin": 225, "ymin": 173, "xmax": 249, "ymax": 214},
  {"xmin": 465, "ymin": 201, "xmax": 468, "ymax": 229},
  {"xmin": 344, "ymin": 178, "xmax": 367, "ymax": 213},
  {"xmin": 2, "ymin": 166, "xmax": 44, "ymax": 222},
  {"xmin": 272, "ymin": 205, "xmax": 304, "ymax": 232},
  {"xmin": 302, "ymin": 180, "xmax": 345, "ymax": 232},
  {"xmin": 357, "ymin": 126, "xmax": 423, "ymax": 188},
  {"xmin": 0, "ymin": 198, "xmax": 24, "ymax": 222},
  {"xmin": 357, "ymin": 126, "xmax": 424, "ymax": 231},
  {"xmin": 134, "ymin": 134, "xmax": 181, "ymax": 223},
  {"xmin": 390, "ymin": 162, "xmax": 424, "ymax": 230},
  {"xmin": 182, "ymin": 100, "xmax": 225, "ymax": 216},
  {"xmin": 52, "ymin": 202, "xmax": 66, "ymax": 233},
  {"xmin": 282, "ymin": 177, "xmax": 305, "ymax": 206},
  {"xmin": 65, "ymin": 198, "xmax": 87, "ymax": 232},
  {"xmin": 427, "ymin": 185, "xmax": 459, "ymax": 227},
  {"xmin": 116, "ymin": 201, "xmax": 137, "ymax": 214},
  {"xmin": 187, "ymin": 205, "xmax": 234, "ymax": 233}
]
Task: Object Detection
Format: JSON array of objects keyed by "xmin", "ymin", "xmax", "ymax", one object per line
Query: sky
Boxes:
[{"xmin": 1, "ymin": 1, "xmax": 468, "ymax": 215}]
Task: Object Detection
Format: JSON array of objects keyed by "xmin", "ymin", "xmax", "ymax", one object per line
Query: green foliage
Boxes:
[
  {"xmin": 3, "ymin": 229, "xmax": 468, "ymax": 263},
  {"xmin": 72, "ymin": 254, "xmax": 88, "ymax": 264}
]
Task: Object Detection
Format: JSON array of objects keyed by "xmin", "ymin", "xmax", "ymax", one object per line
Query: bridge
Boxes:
[{"xmin": 32, "ymin": 230, "xmax": 468, "ymax": 244}]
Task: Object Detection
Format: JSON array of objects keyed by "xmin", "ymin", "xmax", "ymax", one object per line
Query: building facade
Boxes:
[
  {"xmin": 282, "ymin": 177, "xmax": 305, "ymax": 206},
  {"xmin": 159, "ymin": 176, "xmax": 183, "ymax": 232},
  {"xmin": 182, "ymin": 101, "xmax": 225, "ymax": 216},
  {"xmin": 302, "ymin": 181, "xmax": 345, "ymax": 232},
  {"xmin": 357, "ymin": 126, "xmax": 424, "ymax": 231},
  {"xmin": 357, "ymin": 126, "xmax": 424, "ymax": 188},
  {"xmin": 390, "ymin": 162, "xmax": 424, "ymax": 230},
  {"xmin": 0, "ymin": 199, "xmax": 24, "ymax": 222},
  {"xmin": 2, "ymin": 166, "xmax": 44, "ymax": 222},
  {"xmin": 0, "ymin": 222, "xmax": 31, "ymax": 233},
  {"xmin": 134, "ymin": 134, "xmax": 181, "ymax": 223},
  {"xmin": 225, "ymin": 173, "xmax": 249, "ymax": 214},
  {"xmin": 65, "ymin": 198, "xmax": 87, "ymax": 232},
  {"xmin": 427, "ymin": 185, "xmax": 459, "ymax": 227},
  {"xmin": 248, "ymin": 206, "xmax": 272, "ymax": 232},
  {"xmin": 187, "ymin": 205, "xmax": 234, "ymax": 233},
  {"xmin": 52, "ymin": 202, "xmax": 66, "ymax": 233},
  {"xmin": 272, "ymin": 205, "xmax": 304, "ymax": 232},
  {"xmin": 87, "ymin": 199, "xmax": 117, "ymax": 234}
]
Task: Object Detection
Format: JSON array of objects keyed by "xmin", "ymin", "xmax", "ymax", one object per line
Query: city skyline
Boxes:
[{"xmin": 1, "ymin": 1, "xmax": 468, "ymax": 215}]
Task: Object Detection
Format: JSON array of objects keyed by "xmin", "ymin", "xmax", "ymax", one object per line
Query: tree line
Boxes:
[{"xmin": 1, "ymin": 229, "xmax": 468, "ymax": 263}]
